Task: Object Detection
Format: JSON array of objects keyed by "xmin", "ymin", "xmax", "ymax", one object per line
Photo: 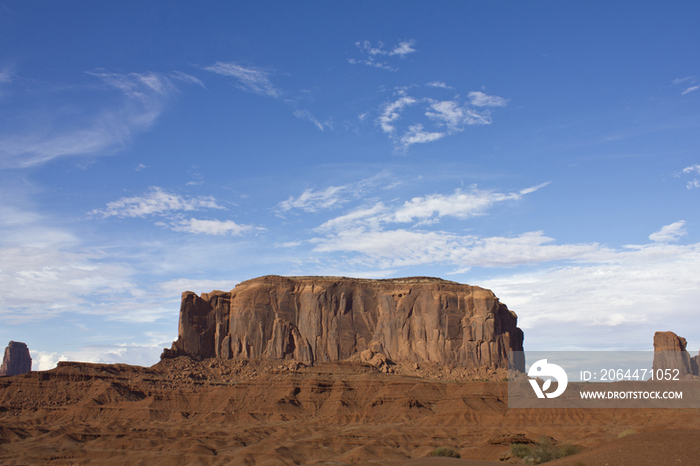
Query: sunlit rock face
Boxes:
[
  {"xmin": 166, "ymin": 275, "xmax": 524, "ymax": 370},
  {"xmin": 653, "ymin": 331, "xmax": 699, "ymax": 377}
]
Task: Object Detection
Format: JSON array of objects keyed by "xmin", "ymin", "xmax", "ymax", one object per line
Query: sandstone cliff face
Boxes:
[
  {"xmin": 0, "ymin": 341, "xmax": 32, "ymax": 377},
  {"xmin": 653, "ymin": 331, "xmax": 699, "ymax": 377},
  {"xmin": 166, "ymin": 275, "xmax": 524, "ymax": 370}
]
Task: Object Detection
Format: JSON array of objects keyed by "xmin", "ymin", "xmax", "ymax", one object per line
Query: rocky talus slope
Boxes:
[{"xmin": 165, "ymin": 275, "xmax": 524, "ymax": 371}]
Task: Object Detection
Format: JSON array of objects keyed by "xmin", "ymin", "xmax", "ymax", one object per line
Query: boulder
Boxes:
[
  {"xmin": 652, "ymin": 331, "xmax": 698, "ymax": 377},
  {"xmin": 0, "ymin": 341, "xmax": 32, "ymax": 377},
  {"xmin": 165, "ymin": 275, "xmax": 524, "ymax": 371}
]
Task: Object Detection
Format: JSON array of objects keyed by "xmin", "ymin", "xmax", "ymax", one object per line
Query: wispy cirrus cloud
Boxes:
[
  {"xmin": 672, "ymin": 76, "xmax": 699, "ymax": 95},
  {"xmin": 204, "ymin": 61, "xmax": 333, "ymax": 132},
  {"xmin": 203, "ymin": 61, "xmax": 281, "ymax": 98},
  {"xmin": 315, "ymin": 183, "xmax": 549, "ymax": 233},
  {"xmin": 0, "ymin": 67, "xmax": 12, "ymax": 84},
  {"xmin": 293, "ymin": 109, "xmax": 333, "ymax": 131},
  {"xmin": 277, "ymin": 175, "xmax": 389, "ymax": 214},
  {"xmin": 278, "ymin": 185, "xmax": 348, "ymax": 213},
  {"xmin": 0, "ymin": 65, "xmax": 14, "ymax": 97},
  {"xmin": 89, "ymin": 187, "xmax": 224, "ymax": 218},
  {"xmin": 0, "ymin": 70, "xmax": 200, "ymax": 169},
  {"xmin": 348, "ymin": 40, "xmax": 417, "ymax": 71}
]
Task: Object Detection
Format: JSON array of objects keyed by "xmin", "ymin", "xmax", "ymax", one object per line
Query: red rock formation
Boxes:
[
  {"xmin": 0, "ymin": 341, "xmax": 32, "ymax": 377},
  {"xmin": 652, "ymin": 331, "xmax": 698, "ymax": 377},
  {"xmin": 165, "ymin": 275, "xmax": 524, "ymax": 371}
]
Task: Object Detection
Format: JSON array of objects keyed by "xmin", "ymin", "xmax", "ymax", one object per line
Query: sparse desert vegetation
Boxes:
[
  {"xmin": 430, "ymin": 447, "xmax": 461, "ymax": 458},
  {"xmin": 510, "ymin": 436, "xmax": 580, "ymax": 464}
]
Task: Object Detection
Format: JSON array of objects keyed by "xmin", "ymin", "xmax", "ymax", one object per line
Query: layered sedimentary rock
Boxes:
[
  {"xmin": 652, "ymin": 331, "xmax": 699, "ymax": 377},
  {"xmin": 165, "ymin": 275, "xmax": 524, "ymax": 370},
  {"xmin": 0, "ymin": 341, "xmax": 32, "ymax": 377}
]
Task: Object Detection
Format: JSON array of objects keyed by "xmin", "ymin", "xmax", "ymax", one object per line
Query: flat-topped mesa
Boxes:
[
  {"xmin": 165, "ymin": 275, "xmax": 524, "ymax": 371},
  {"xmin": 653, "ymin": 331, "xmax": 699, "ymax": 377}
]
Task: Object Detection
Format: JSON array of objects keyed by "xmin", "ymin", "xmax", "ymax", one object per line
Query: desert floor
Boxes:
[{"xmin": 1, "ymin": 358, "xmax": 699, "ymax": 465}]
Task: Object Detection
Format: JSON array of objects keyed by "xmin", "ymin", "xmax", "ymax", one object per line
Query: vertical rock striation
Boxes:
[
  {"xmin": 0, "ymin": 341, "xmax": 32, "ymax": 377},
  {"xmin": 165, "ymin": 275, "xmax": 524, "ymax": 370},
  {"xmin": 653, "ymin": 331, "xmax": 699, "ymax": 377}
]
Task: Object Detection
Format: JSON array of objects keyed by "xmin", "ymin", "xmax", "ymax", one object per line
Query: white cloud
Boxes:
[
  {"xmin": 683, "ymin": 164, "xmax": 700, "ymax": 175},
  {"xmin": 0, "ymin": 67, "xmax": 12, "ymax": 84},
  {"xmin": 90, "ymin": 187, "xmax": 224, "ymax": 218},
  {"xmin": 372, "ymin": 90, "xmax": 508, "ymax": 151},
  {"xmin": 377, "ymin": 96, "xmax": 417, "ymax": 133},
  {"xmin": 170, "ymin": 71, "xmax": 206, "ymax": 89},
  {"xmin": 0, "ymin": 71, "xmax": 197, "ymax": 168},
  {"xmin": 398, "ymin": 124, "xmax": 444, "ymax": 149},
  {"xmin": 87, "ymin": 71, "xmax": 178, "ymax": 101},
  {"xmin": 389, "ymin": 40, "xmax": 417, "ymax": 57},
  {"xmin": 347, "ymin": 58, "xmax": 396, "ymax": 72},
  {"xmin": 0, "ymin": 65, "xmax": 13, "ymax": 97},
  {"xmin": 467, "ymin": 91, "xmax": 509, "ymax": 107},
  {"xmin": 314, "ymin": 184, "xmax": 548, "ymax": 233},
  {"xmin": 392, "ymin": 185, "xmax": 545, "ymax": 223},
  {"xmin": 682, "ymin": 164, "xmax": 700, "ymax": 189},
  {"xmin": 482, "ymin": 242, "xmax": 700, "ymax": 351},
  {"xmin": 309, "ymin": 184, "xmax": 560, "ymax": 268},
  {"xmin": 0, "ymin": 200, "xmax": 143, "ymax": 323},
  {"xmin": 158, "ymin": 278, "xmax": 238, "ymax": 295},
  {"xmin": 426, "ymin": 81, "xmax": 452, "ymax": 89},
  {"xmin": 203, "ymin": 61, "xmax": 281, "ymax": 98},
  {"xmin": 293, "ymin": 109, "xmax": 332, "ymax": 131},
  {"xmin": 671, "ymin": 76, "xmax": 699, "ymax": 95},
  {"xmin": 91, "ymin": 188, "xmax": 258, "ymax": 236},
  {"xmin": 278, "ymin": 185, "xmax": 349, "ymax": 212},
  {"xmin": 672, "ymin": 76, "xmax": 696, "ymax": 85},
  {"xmin": 426, "ymin": 100, "xmax": 491, "ymax": 130},
  {"xmin": 315, "ymin": 202, "xmax": 388, "ymax": 232},
  {"xmin": 649, "ymin": 221, "xmax": 687, "ymax": 242},
  {"xmin": 301, "ymin": 187, "xmax": 700, "ymax": 285},
  {"xmin": 168, "ymin": 218, "xmax": 253, "ymax": 236},
  {"xmin": 312, "ymin": 228, "xmax": 601, "ymax": 269},
  {"xmin": 33, "ymin": 351, "xmax": 69, "ymax": 371},
  {"xmin": 278, "ymin": 174, "xmax": 396, "ymax": 215},
  {"xmin": 349, "ymin": 40, "xmax": 417, "ymax": 71},
  {"xmin": 32, "ymin": 341, "xmax": 170, "ymax": 371}
]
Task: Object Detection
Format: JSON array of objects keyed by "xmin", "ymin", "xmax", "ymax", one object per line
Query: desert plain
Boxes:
[{"xmin": 2, "ymin": 354, "xmax": 700, "ymax": 465}]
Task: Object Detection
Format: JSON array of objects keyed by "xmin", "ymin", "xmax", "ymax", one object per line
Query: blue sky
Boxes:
[{"xmin": 1, "ymin": 2, "xmax": 699, "ymax": 370}]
